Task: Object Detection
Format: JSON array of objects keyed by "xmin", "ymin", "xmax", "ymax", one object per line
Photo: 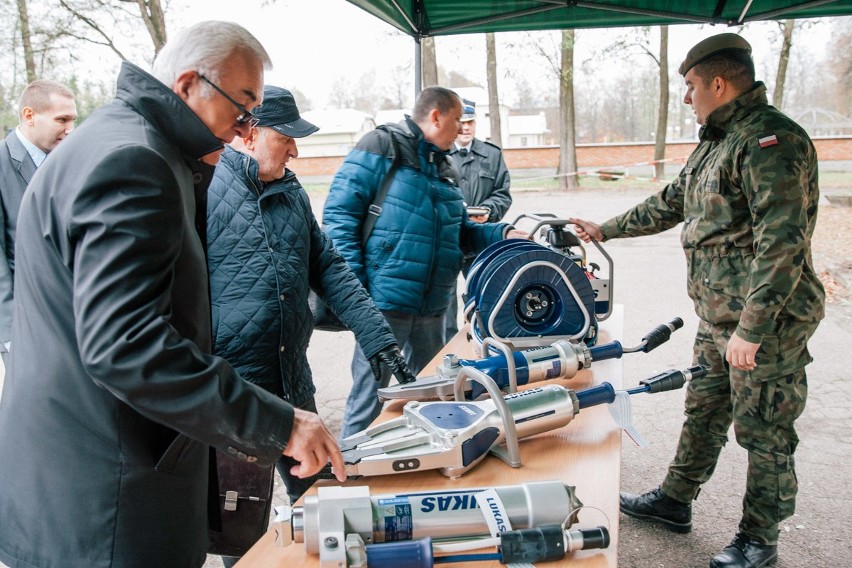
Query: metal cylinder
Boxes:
[{"xmin": 292, "ymin": 480, "xmax": 580, "ymax": 551}]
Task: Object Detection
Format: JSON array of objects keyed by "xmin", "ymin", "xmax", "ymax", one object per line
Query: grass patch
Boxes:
[
  {"xmin": 821, "ymin": 171, "xmax": 852, "ymax": 190},
  {"xmin": 514, "ymin": 169, "xmax": 852, "ymax": 192},
  {"xmin": 512, "ymin": 173, "xmax": 665, "ymax": 192}
]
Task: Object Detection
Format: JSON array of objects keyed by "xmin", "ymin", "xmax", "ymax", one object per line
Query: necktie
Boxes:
[{"xmin": 459, "ymin": 148, "xmax": 469, "ymax": 157}]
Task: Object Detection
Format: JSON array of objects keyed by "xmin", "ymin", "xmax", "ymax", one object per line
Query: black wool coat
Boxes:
[{"xmin": 0, "ymin": 62, "xmax": 295, "ymax": 568}]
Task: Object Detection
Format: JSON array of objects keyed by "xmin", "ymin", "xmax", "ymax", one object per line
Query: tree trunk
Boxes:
[
  {"xmin": 558, "ymin": 29, "xmax": 579, "ymax": 190},
  {"xmin": 422, "ymin": 36, "xmax": 438, "ymax": 87},
  {"xmin": 485, "ymin": 32, "xmax": 503, "ymax": 146},
  {"xmin": 135, "ymin": 0, "xmax": 167, "ymax": 54},
  {"xmin": 16, "ymin": 0, "xmax": 37, "ymax": 82},
  {"xmin": 654, "ymin": 26, "xmax": 669, "ymax": 180},
  {"xmin": 773, "ymin": 20, "xmax": 795, "ymax": 109}
]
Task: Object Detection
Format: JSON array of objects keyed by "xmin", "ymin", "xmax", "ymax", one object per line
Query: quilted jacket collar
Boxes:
[{"xmin": 220, "ymin": 145, "xmax": 297, "ymax": 198}]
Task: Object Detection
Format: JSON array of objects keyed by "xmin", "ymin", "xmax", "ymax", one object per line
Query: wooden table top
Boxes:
[{"xmin": 237, "ymin": 306, "xmax": 624, "ymax": 567}]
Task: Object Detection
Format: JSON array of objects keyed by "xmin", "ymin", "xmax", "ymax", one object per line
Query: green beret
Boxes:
[{"xmin": 678, "ymin": 33, "xmax": 752, "ymax": 75}]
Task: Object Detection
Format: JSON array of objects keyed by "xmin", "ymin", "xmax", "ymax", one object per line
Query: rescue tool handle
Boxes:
[
  {"xmin": 637, "ymin": 365, "xmax": 707, "ymax": 393},
  {"xmin": 639, "ymin": 317, "xmax": 684, "ymax": 352},
  {"xmin": 501, "ymin": 525, "xmax": 611, "ymax": 563},
  {"xmin": 576, "ymin": 382, "xmax": 616, "ymax": 409},
  {"xmin": 588, "ymin": 341, "xmax": 624, "ymax": 362}
]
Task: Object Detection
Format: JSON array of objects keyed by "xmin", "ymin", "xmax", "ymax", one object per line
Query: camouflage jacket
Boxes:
[{"xmin": 600, "ymin": 82, "xmax": 825, "ymax": 343}]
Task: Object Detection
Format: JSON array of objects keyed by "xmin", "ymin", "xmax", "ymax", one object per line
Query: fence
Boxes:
[{"xmin": 288, "ymin": 136, "xmax": 852, "ymax": 179}]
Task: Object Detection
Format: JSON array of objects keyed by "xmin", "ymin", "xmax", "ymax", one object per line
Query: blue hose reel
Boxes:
[{"xmin": 463, "ymin": 216, "xmax": 613, "ymax": 350}]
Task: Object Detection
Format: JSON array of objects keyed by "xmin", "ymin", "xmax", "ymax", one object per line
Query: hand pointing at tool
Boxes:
[{"xmin": 283, "ymin": 408, "xmax": 346, "ymax": 482}]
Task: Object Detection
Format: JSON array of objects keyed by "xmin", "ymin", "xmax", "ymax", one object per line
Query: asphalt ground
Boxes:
[{"xmin": 1, "ymin": 182, "xmax": 849, "ymax": 568}]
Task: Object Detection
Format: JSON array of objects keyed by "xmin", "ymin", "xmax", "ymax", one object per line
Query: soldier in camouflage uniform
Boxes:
[{"xmin": 570, "ymin": 33, "xmax": 824, "ymax": 568}]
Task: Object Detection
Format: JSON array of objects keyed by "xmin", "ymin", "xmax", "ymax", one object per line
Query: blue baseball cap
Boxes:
[{"xmin": 253, "ymin": 85, "xmax": 318, "ymax": 138}]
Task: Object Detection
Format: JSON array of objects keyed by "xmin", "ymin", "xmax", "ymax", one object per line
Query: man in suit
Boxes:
[{"xmin": 0, "ymin": 79, "xmax": 77, "ymax": 364}]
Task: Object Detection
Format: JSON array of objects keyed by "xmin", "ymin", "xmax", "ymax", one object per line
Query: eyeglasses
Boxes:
[{"xmin": 197, "ymin": 73, "xmax": 258, "ymax": 127}]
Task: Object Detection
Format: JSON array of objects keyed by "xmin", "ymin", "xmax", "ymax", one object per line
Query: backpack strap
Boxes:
[{"xmin": 361, "ymin": 126, "xmax": 401, "ymax": 247}]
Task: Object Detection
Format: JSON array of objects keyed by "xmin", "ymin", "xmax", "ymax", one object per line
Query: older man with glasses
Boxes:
[
  {"xmin": 0, "ymin": 21, "xmax": 345, "ymax": 568},
  {"xmin": 198, "ymin": 73, "xmax": 259, "ymax": 127},
  {"xmin": 207, "ymin": 85, "xmax": 414, "ymax": 565}
]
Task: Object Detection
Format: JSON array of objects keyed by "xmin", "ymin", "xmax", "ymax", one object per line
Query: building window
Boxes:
[{"xmin": 520, "ymin": 136, "xmax": 528, "ymax": 147}]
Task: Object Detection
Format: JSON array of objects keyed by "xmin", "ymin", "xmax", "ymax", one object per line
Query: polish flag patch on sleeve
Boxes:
[{"xmin": 758, "ymin": 134, "xmax": 779, "ymax": 148}]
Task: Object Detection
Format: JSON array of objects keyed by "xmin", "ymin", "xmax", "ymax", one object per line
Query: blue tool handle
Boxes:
[
  {"xmin": 589, "ymin": 341, "xmax": 624, "ymax": 362},
  {"xmin": 576, "ymin": 382, "xmax": 616, "ymax": 409},
  {"xmin": 366, "ymin": 538, "xmax": 434, "ymax": 567}
]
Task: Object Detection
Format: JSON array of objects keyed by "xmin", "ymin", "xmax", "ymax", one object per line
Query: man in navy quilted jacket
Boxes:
[
  {"xmin": 324, "ymin": 86, "xmax": 527, "ymax": 439},
  {"xmin": 206, "ymin": 86, "xmax": 415, "ymax": 562}
]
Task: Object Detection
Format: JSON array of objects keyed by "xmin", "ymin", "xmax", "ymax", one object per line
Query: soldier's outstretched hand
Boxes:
[
  {"xmin": 568, "ymin": 218, "xmax": 604, "ymax": 243},
  {"xmin": 283, "ymin": 408, "xmax": 346, "ymax": 482}
]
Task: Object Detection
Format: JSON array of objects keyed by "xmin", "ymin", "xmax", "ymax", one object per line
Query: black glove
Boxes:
[{"xmin": 369, "ymin": 344, "xmax": 417, "ymax": 385}]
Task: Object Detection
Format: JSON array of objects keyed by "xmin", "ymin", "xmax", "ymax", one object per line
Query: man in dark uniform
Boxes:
[
  {"xmin": 570, "ymin": 34, "xmax": 824, "ymax": 568},
  {"xmin": 444, "ymin": 98, "xmax": 513, "ymax": 341}
]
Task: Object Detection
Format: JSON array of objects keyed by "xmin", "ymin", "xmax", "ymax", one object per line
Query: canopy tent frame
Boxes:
[{"xmin": 347, "ymin": 0, "xmax": 852, "ymax": 94}]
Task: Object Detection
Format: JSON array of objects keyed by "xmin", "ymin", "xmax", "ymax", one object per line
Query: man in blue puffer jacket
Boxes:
[
  {"xmin": 207, "ymin": 86, "xmax": 415, "ymax": 531},
  {"xmin": 324, "ymin": 87, "xmax": 527, "ymax": 438}
]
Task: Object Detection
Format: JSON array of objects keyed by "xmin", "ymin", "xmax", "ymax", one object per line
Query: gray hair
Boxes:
[{"xmin": 151, "ymin": 21, "xmax": 272, "ymax": 92}]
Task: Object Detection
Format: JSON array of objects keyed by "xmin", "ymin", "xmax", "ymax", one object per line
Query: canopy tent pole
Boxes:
[{"xmin": 414, "ymin": 34, "xmax": 422, "ymax": 97}]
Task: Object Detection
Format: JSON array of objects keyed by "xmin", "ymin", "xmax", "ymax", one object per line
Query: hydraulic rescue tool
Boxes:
[
  {"xmin": 463, "ymin": 213, "xmax": 613, "ymax": 350},
  {"xmin": 339, "ymin": 365, "xmax": 707, "ymax": 479},
  {"xmin": 273, "ymin": 480, "xmax": 610, "ymax": 567},
  {"xmin": 378, "ymin": 317, "xmax": 683, "ymax": 401}
]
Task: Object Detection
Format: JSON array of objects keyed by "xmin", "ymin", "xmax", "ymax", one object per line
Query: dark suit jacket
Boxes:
[
  {"xmin": 448, "ymin": 137, "xmax": 512, "ymax": 223},
  {"xmin": 0, "ymin": 130, "xmax": 36, "ymax": 343},
  {"xmin": 0, "ymin": 62, "xmax": 295, "ymax": 568}
]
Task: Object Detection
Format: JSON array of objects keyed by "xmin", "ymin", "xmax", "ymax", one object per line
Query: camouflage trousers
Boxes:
[{"xmin": 660, "ymin": 318, "xmax": 817, "ymax": 545}]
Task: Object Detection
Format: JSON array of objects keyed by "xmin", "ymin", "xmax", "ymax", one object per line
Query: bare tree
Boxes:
[
  {"xmin": 16, "ymin": 0, "xmax": 36, "ymax": 82},
  {"xmin": 441, "ymin": 69, "xmax": 479, "ymax": 87},
  {"xmin": 485, "ymin": 32, "xmax": 503, "ymax": 146},
  {"xmin": 558, "ymin": 30, "xmax": 579, "ymax": 190},
  {"xmin": 513, "ymin": 29, "xmax": 579, "ymax": 187},
  {"xmin": 57, "ymin": 0, "xmax": 167, "ymax": 60},
  {"xmin": 329, "ymin": 77, "xmax": 355, "ymax": 109},
  {"xmin": 654, "ymin": 26, "xmax": 669, "ymax": 180},
  {"xmin": 830, "ymin": 19, "xmax": 852, "ymax": 116},
  {"xmin": 387, "ymin": 63, "xmax": 413, "ymax": 108},
  {"xmin": 601, "ymin": 27, "xmax": 670, "ymax": 173},
  {"xmin": 58, "ymin": 0, "xmax": 129, "ymax": 60},
  {"xmin": 773, "ymin": 20, "xmax": 795, "ymax": 109},
  {"xmin": 125, "ymin": 0, "xmax": 166, "ymax": 54},
  {"xmin": 421, "ymin": 36, "xmax": 438, "ymax": 87}
]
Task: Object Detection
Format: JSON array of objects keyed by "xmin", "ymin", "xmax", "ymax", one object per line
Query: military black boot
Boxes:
[
  {"xmin": 619, "ymin": 487, "xmax": 692, "ymax": 533},
  {"xmin": 709, "ymin": 533, "xmax": 777, "ymax": 568}
]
